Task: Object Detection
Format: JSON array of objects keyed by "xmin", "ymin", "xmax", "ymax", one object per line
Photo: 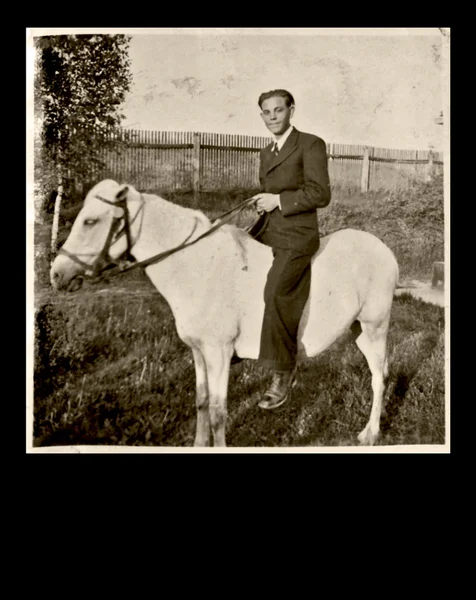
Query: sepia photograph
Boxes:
[{"xmin": 27, "ymin": 27, "xmax": 450, "ymax": 453}]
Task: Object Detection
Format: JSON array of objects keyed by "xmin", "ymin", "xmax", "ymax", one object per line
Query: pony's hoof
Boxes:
[
  {"xmin": 358, "ymin": 426, "xmax": 379, "ymax": 446},
  {"xmin": 194, "ymin": 437, "xmax": 210, "ymax": 447}
]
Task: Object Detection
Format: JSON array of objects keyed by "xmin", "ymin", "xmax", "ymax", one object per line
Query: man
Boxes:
[{"xmin": 252, "ymin": 89, "xmax": 331, "ymax": 409}]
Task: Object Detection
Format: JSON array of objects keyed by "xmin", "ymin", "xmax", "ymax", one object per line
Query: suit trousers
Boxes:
[{"xmin": 258, "ymin": 248, "xmax": 313, "ymax": 371}]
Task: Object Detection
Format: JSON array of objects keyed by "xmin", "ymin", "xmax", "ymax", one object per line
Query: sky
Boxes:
[
  {"xmin": 116, "ymin": 28, "xmax": 447, "ymax": 151},
  {"xmin": 27, "ymin": 27, "xmax": 448, "ymax": 151}
]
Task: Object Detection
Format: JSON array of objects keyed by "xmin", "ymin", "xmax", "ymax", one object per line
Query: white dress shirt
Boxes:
[{"xmin": 273, "ymin": 125, "xmax": 294, "ymax": 152}]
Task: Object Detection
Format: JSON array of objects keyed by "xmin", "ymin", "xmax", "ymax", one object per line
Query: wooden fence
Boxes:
[{"xmin": 91, "ymin": 128, "xmax": 444, "ymax": 196}]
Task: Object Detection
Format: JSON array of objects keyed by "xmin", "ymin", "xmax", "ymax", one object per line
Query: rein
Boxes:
[{"xmin": 61, "ymin": 193, "xmax": 258, "ymax": 284}]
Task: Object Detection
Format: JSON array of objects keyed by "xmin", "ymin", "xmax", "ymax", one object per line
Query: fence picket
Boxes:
[{"xmin": 88, "ymin": 127, "xmax": 442, "ymax": 193}]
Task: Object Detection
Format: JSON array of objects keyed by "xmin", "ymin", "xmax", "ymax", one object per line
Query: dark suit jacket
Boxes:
[{"xmin": 253, "ymin": 127, "xmax": 331, "ymax": 255}]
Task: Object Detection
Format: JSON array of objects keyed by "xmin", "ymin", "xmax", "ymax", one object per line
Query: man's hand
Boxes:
[{"xmin": 253, "ymin": 193, "xmax": 280, "ymax": 214}]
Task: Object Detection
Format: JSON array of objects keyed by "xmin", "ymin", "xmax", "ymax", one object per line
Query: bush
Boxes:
[{"xmin": 320, "ymin": 174, "xmax": 444, "ymax": 281}]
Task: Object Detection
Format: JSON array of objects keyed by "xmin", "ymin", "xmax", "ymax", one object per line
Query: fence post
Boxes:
[
  {"xmin": 360, "ymin": 146, "xmax": 370, "ymax": 193},
  {"xmin": 192, "ymin": 132, "xmax": 201, "ymax": 205},
  {"xmin": 426, "ymin": 148, "xmax": 434, "ymax": 182}
]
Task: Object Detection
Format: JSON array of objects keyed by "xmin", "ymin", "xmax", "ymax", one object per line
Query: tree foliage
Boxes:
[{"xmin": 35, "ymin": 34, "xmax": 132, "ymax": 196}]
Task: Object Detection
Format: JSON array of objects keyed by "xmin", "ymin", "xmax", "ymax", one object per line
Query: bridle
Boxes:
[
  {"xmin": 57, "ymin": 191, "xmax": 258, "ymax": 284},
  {"xmin": 57, "ymin": 193, "xmax": 146, "ymax": 280}
]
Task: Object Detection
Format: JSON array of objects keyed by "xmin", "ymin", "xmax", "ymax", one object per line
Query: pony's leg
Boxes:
[
  {"xmin": 192, "ymin": 347, "xmax": 210, "ymax": 447},
  {"xmin": 355, "ymin": 320, "xmax": 390, "ymax": 446},
  {"xmin": 202, "ymin": 344, "xmax": 233, "ymax": 447}
]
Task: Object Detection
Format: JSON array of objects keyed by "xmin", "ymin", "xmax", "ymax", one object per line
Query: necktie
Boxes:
[{"xmin": 273, "ymin": 142, "xmax": 279, "ymax": 156}]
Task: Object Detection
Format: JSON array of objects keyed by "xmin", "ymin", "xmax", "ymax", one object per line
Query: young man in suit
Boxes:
[{"xmin": 252, "ymin": 89, "xmax": 331, "ymax": 409}]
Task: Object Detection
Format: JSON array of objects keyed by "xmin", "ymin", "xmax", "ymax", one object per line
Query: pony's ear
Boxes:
[
  {"xmin": 111, "ymin": 205, "xmax": 125, "ymax": 219},
  {"xmin": 116, "ymin": 184, "xmax": 129, "ymax": 202}
]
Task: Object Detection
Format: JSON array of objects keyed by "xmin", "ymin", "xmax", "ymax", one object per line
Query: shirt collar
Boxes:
[{"xmin": 273, "ymin": 125, "xmax": 294, "ymax": 150}]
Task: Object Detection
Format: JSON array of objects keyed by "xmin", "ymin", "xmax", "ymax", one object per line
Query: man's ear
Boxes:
[
  {"xmin": 115, "ymin": 184, "xmax": 129, "ymax": 202},
  {"xmin": 289, "ymin": 106, "xmax": 295, "ymax": 119}
]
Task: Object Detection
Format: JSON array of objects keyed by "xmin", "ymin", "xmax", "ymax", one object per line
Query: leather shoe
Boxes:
[{"xmin": 258, "ymin": 368, "xmax": 297, "ymax": 410}]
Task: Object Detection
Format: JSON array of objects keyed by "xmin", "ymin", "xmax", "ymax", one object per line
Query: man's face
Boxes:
[{"xmin": 260, "ymin": 96, "xmax": 295, "ymax": 136}]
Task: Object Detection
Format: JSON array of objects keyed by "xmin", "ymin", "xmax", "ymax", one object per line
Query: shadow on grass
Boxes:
[
  {"xmin": 380, "ymin": 373, "xmax": 410, "ymax": 435},
  {"xmin": 226, "ymin": 363, "xmax": 339, "ymax": 447},
  {"xmin": 227, "ymin": 389, "xmax": 313, "ymax": 447}
]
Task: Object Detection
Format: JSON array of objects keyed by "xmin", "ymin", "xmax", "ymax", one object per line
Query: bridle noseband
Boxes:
[{"xmin": 57, "ymin": 192, "xmax": 144, "ymax": 279}]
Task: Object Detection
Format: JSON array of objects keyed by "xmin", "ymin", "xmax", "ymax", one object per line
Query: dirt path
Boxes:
[{"xmin": 395, "ymin": 280, "xmax": 445, "ymax": 307}]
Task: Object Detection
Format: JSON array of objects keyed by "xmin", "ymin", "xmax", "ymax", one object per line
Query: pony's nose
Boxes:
[
  {"xmin": 50, "ymin": 268, "xmax": 62, "ymax": 290},
  {"xmin": 50, "ymin": 263, "xmax": 70, "ymax": 291}
]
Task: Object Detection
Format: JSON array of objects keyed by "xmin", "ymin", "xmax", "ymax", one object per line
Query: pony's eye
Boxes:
[{"xmin": 84, "ymin": 219, "xmax": 98, "ymax": 226}]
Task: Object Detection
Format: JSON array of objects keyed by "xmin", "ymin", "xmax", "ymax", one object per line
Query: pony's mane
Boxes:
[{"xmin": 145, "ymin": 192, "xmax": 212, "ymax": 227}]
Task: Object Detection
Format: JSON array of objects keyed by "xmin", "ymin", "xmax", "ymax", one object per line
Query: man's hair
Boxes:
[{"xmin": 258, "ymin": 89, "xmax": 295, "ymax": 109}]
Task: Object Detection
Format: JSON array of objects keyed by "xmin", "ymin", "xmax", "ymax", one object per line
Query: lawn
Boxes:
[{"xmin": 31, "ymin": 176, "xmax": 446, "ymax": 448}]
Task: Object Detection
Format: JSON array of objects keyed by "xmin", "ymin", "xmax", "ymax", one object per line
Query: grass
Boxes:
[
  {"xmin": 32, "ymin": 177, "xmax": 446, "ymax": 448},
  {"xmin": 33, "ymin": 281, "xmax": 445, "ymax": 447},
  {"xmin": 320, "ymin": 177, "xmax": 445, "ymax": 282},
  {"xmin": 160, "ymin": 176, "xmax": 445, "ymax": 282},
  {"xmin": 36, "ymin": 176, "xmax": 444, "ymax": 285}
]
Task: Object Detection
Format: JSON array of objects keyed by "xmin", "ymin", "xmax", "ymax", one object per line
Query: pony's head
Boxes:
[{"xmin": 50, "ymin": 179, "xmax": 141, "ymax": 291}]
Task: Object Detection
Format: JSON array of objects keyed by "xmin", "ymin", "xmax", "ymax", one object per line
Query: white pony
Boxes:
[{"xmin": 50, "ymin": 179, "xmax": 399, "ymax": 447}]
